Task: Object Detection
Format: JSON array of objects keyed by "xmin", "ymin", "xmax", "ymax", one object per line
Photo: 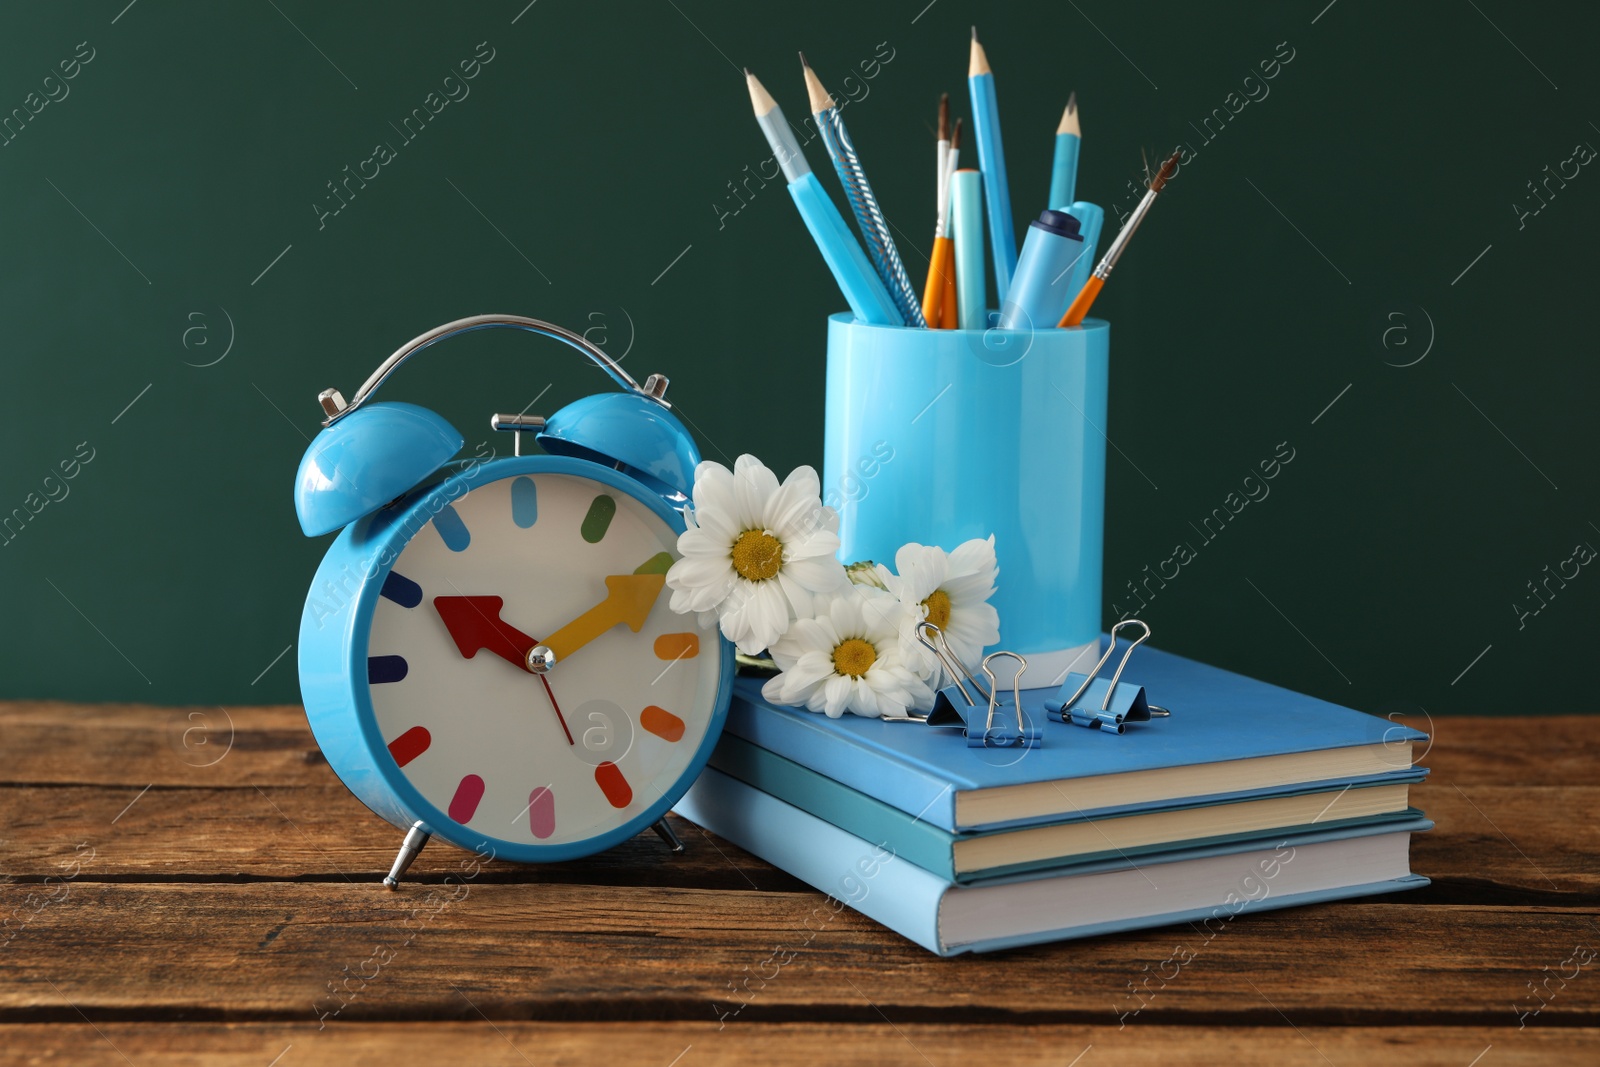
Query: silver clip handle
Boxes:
[
  {"xmin": 1059, "ymin": 618, "xmax": 1152, "ymax": 713},
  {"xmin": 915, "ymin": 621, "xmax": 991, "ymax": 706},
  {"xmin": 318, "ymin": 314, "xmax": 666, "ymax": 426},
  {"xmin": 980, "ymin": 651, "xmax": 1028, "ymax": 736}
]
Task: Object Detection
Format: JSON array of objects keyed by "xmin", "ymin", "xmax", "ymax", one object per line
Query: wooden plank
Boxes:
[
  {"xmin": 0, "ymin": 785, "xmax": 799, "ymax": 891},
  {"xmin": 3, "ymin": 703, "xmax": 1595, "ymax": 789},
  {"xmin": 1409, "ymin": 785, "xmax": 1600, "ymax": 902},
  {"xmin": 2, "ymin": 780, "xmax": 1595, "ymax": 898},
  {"xmin": 0, "ymin": 703, "xmax": 320, "ymax": 788},
  {"xmin": 1420, "ymin": 715, "xmax": 1600, "ymax": 786},
  {"xmin": 0, "ymin": 1022, "xmax": 1593, "ymax": 1067},
  {"xmin": 1, "ymin": 884, "xmax": 1596, "ymax": 1024}
]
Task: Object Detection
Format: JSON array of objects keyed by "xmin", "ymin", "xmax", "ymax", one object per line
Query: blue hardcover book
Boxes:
[
  {"xmin": 727, "ymin": 643, "xmax": 1428, "ymax": 832},
  {"xmin": 675, "ymin": 767, "xmax": 1432, "ymax": 957},
  {"xmin": 708, "ymin": 733, "xmax": 1428, "ymax": 883}
]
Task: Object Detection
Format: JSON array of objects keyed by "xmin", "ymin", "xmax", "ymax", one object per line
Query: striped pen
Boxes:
[{"xmin": 802, "ymin": 53, "xmax": 926, "ymax": 327}]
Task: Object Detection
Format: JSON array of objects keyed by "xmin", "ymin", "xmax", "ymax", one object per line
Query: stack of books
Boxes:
[{"xmin": 675, "ymin": 643, "xmax": 1430, "ymax": 956}]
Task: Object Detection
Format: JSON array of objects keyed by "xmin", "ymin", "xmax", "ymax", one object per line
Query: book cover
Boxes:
[
  {"xmin": 727, "ymin": 642, "xmax": 1427, "ymax": 831},
  {"xmin": 709, "ymin": 733, "xmax": 1427, "ymax": 883},
  {"xmin": 675, "ymin": 766, "xmax": 1431, "ymax": 957}
]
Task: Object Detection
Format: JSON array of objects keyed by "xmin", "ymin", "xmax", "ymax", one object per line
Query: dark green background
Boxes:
[{"xmin": 2, "ymin": 1, "xmax": 1593, "ymax": 717}]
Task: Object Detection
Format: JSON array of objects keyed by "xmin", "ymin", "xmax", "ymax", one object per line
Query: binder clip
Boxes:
[
  {"xmin": 917, "ymin": 623, "xmax": 1042, "ymax": 748},
  {"xmin": 1045, "ymin": 619, "xmax": 1171, "ymax": 734}
]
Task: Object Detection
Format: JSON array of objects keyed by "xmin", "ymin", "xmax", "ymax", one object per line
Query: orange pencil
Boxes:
[{"xmin": 1059, "ymin": 149, "xmax": 1180, "ymax": 327}]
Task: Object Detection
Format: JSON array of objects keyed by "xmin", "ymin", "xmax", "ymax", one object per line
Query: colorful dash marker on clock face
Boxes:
[
  {"xmin": 386, "ymin": 726, "xmax": 431, "ymax": 768},
  {"xmin": 433, "ymin": 504, "xmax": 471, "ymax": 552},
  {"xmin": 581, "ymin": 494, "xmax": 616, "ymax": 543},
  {"xmin": 448, "ymin": 774, "xmax": 486, "ymax": 823},
  {"xmin": 640, "ymin": 705, "xmax": 685, "ymax": 743},
  {"xmin": 511, "ymin": 476, "xmax": 538, "ymax": 529},
  {"xmin": 594, "ymin": 761, "xmax": 632, "ymax": 808},
  {"xmin": 368, "ymin": 655, "xmax": 409, "ymax": 684},
  {"xmin": 527, "ymin": 786, "xmax": 555, "ymax": 839},
  {"xmin": 653, "ymin": 633, "xmax": 699, "ymax": 661},
  {"xmin": 380, "ymin": 571, "xmax": 423, "ymax": 607}
]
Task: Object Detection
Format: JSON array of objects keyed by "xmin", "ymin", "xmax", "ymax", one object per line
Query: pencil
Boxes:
[
  {"xmin": 968, "ymin": 27, "xmax": 1017, "ymax": 302},
  {"xmin": 745, "ymin": 69, "xmax": 901, "ymax": 325},
  {"xmin": 940, "ymin": 119, "xmax": 962, "ymax": 328},
  {"xmin": 1048, "ymin": 92, "xmax": 1080, "ymax": 210},
  {"xmin": 1059, "ymin": 150, "xmax": 1181, "ymax": 327},
  {"xmin": 950, "ymin": 167, "xmax": 985, "ymax": 329},
  {"xmin": 802, "ymin": 53, "xmax": 926, "ymax": 327}
]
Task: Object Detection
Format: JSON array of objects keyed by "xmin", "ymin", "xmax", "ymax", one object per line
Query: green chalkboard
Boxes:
[{"xmin": 2, "ymin": 1, "xmax": 1594, "ymax": 717}]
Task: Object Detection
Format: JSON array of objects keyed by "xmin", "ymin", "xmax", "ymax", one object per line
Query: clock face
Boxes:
[{"xmin": 364, "ymin": 468, "xmax": 725, "ymax": 851}]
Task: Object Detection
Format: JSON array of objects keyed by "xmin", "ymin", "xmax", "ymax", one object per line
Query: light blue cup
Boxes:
[{"xmin": 823, "ymin": 313, "xmax": 1109, "ymax": 679}]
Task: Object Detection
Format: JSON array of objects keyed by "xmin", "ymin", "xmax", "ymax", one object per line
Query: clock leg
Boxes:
[
  {"xmin": 382, "ymin": 821, "xmax": 432, "ymax": 890},
  {"xmin": 650, "ymin": 817, "xmax": 685, "ymax": 854}
]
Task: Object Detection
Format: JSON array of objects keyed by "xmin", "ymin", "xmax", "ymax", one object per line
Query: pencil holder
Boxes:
[{"xmin": 823, "ymin": 314, "xmax": 1109, "ymax": 679}]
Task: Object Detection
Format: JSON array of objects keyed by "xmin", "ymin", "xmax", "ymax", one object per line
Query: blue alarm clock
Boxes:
[{"xmin": 292, "ymin": 314, "xmax": 734, "ymax": 888}]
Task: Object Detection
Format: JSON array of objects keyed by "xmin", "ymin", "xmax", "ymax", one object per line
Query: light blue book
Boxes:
[
  {"xmin": 709, "ymin": 733, "xmax": 1427, "ymax": 884},
  {"xmin": 728, "ymin": 643, "xmax": 1428, "ymax": 832},
  {"xmin": 675, "ymin": 767, "xmax": 1431, "ymax": 957}
]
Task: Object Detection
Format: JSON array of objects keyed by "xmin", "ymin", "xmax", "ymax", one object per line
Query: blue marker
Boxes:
[
  {"xmin": 1061, "ymin": 201, "xmax": 1104, "ymax": 309},
  {"xmin": 998, "ymin": 210, "xmax": 1084, "ymax": 330}
]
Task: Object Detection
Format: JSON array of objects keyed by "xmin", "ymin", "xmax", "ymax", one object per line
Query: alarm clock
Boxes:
[{"xmin": 292, "ymin": 314, "xmax": 734, "ymax": 888}]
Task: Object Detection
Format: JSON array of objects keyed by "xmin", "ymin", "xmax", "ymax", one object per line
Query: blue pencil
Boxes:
[
  {"xmin": 968, "ymin": 28, "xmax": 1017, "ymax": 302},
  {"xmin": 1049, "ymin": 93, "xmax": 1080, "ymax": 210},
  {"xmin": 745, "ymin": 70, "xmax": 901, "ymax": 325}
]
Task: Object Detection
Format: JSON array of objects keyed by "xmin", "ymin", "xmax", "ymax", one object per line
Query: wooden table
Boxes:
[{"xmin": 1, "ymin": 703, "xmax": 1595, "ymax": 1065}]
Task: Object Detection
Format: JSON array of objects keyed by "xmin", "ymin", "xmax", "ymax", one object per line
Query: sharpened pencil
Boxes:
[
  {"xmin": 968, "ymin": 27, "xmax": 1017, "ymax": 302},
  {"xmin": 1049, "ymin": 91, "xmax": 1080, "ymax": 210}
]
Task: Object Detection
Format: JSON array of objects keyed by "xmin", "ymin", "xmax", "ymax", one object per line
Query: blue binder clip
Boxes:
[
  {"xmin": 916, "ymin": 623, "xmax": 1042, "ymax": 748},
  {"xmin": 1046, "ymin": 619, "xmax": 1171, "ymax": 734}
]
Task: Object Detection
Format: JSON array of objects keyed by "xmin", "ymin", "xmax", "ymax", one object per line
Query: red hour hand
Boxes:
[
  {"xmin": 433, "ymin": 595, "xmax": 575, "ymax": 745},
  {"xmin": 433, "ymin": 596, "xmax": 538, "ymax": 670}
]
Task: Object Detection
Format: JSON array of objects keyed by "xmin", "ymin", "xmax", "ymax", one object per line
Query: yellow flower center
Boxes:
[
  {"xmin": 731, "ymin": 529, "xmax": 783, "ymax": 581},
  {"xmin": 832, "ymin": 637, "xmax": 877, "ymax": 678},
  {"xmin": 921, "ymin": 589, "xmax": 952, "ymax": 630}
]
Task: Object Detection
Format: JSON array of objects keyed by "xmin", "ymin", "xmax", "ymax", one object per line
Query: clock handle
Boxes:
[{"xmin": 317, "ymin": 314, "xmax": 672, "ymax": 427}]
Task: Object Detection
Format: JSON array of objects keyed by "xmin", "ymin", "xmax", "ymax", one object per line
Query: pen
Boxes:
[{"xmin": 803, "ymin": 53, "xmax": 925, "ymax": 327}]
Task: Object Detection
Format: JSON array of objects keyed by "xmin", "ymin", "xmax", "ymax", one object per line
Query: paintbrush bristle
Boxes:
[{"xmin": 1150, "ymin": 150, "xmax": 1181, "ymax": 192}]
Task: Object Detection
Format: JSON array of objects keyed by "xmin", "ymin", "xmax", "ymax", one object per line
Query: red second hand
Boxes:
[{"xmin": 538, "ymin": 674, "xmax": 574, "ymax": 746}]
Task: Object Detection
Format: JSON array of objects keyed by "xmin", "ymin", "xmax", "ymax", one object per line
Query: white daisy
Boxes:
[
  {"xmin": 876, "ymin": 538, "xmax": 1000, "ymax": 687},
  {"xmin": 761, "ymin": 586, "xmax": 931, "ymax": 718},
  {"xmin": 666, "ymin": 455, "xmax": 848, "ymax": 655}
]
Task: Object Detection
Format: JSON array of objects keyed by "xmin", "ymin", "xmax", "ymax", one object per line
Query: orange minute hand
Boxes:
[{"xmin": 541, "ymin": 573, "xmax": 666, "ymax": 663}]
